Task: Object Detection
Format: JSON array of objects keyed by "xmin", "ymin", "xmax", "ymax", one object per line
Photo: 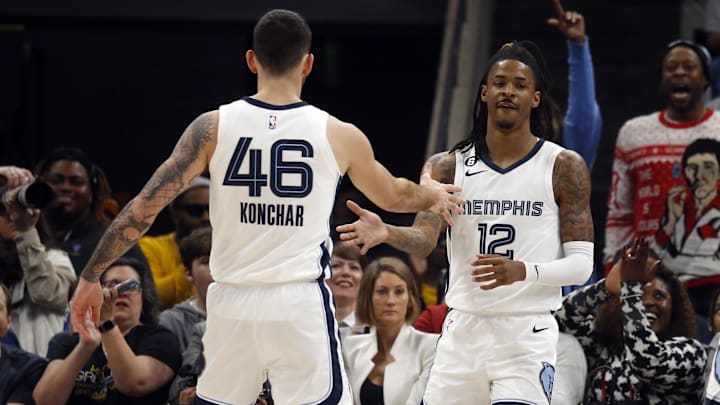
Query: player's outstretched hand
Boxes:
[
  {"xmin": 335, "ymin": 200, "xmax": 389, "ymax": 255},
  {"xmin": 420, "ymin": 162, "xmax": 464, "ymax": 227},
  {"xmin": 471, "ymin": 254, "xmax": 526, "ymax": 290},
  {"xmin": 547, "ymin": 0, "xmax": 586, "ymax": 43},
  {"xmin": 70, "ymin": 278, "xmax": 103, "ymax": 340}
]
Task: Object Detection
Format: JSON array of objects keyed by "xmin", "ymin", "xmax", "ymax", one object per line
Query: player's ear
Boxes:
[
  {"xmin": 480, "ymin": 84, "xmax": 488, "ymax": 103},
  {"xmin": 246, "ymin": 50, "xmax": 258, "ymax": 74},
  {"xmin": 532, "ymin": 90, "xmax": 541, "ymax": 108},
  {"xmin": 301, "ymin": 53, "xmax": 314, "ymax": 77}
]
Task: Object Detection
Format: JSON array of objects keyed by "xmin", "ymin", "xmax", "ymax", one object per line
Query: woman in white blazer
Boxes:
[{"xmin": 342, "ymin": 257, "xmax": 438, "ymax": 405}]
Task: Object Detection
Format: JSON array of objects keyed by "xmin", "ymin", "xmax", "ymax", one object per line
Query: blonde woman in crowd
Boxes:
[{"xmin": 342, "ymin": 257, "xmax": 437, "ymax": 405}]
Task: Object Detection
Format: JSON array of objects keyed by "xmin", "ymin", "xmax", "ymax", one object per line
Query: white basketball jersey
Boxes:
[
  {"xmin": 208, "ymin": 97, "xmax": 341, "ymax": 285},
  {"xmin": 445, "ymin": 139, "xmax": 564, "ymax": 314}
]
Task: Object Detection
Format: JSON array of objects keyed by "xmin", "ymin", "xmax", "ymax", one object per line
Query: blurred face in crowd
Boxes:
[
  {"xmin": 44, "ymin": 160, "xmax": 93, "ymax": 220},
  {"xmin": 643, "ymin": 277, "xmax": 672, "ymax": 335},
  {"xmin": 187, "ymin": 254, "xmax": 214, "ymax": 300},
  {"xmin": 329, "ymin": 255, "xmax": 363, "ymax": 304},
  {"xmin": 661, "ymin": 46, "xmax": 708, "ymax": 113},
  {"xmin": 172, "ymin": 187, "xmax": 210, "ymax": 239},
  {"xmin": 481, "ymin": 59, "xmax": 541, "ymax": 132},
  {"xmin": 684, "ymin": 152, "xmax": 720, "ymax": 202},
  {"xmin": 0, "ymin": 287, "xmax": 9, "ymax": 339},
  {"xmin": 372, "ymin": 271, "xmax": 410, "ymax": 328},
  {"xmin": 102, "ymin": 265, "xmax": 143, "ymax": 329}
]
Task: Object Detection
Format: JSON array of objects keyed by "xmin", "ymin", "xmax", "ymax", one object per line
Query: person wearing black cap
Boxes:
[{"xmin": 604, "ymin": 39, "xmax": 720, "ymax": 317}]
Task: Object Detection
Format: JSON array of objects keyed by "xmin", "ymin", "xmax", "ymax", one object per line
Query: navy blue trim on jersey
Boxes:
[
  {"xmin": 706, "ymin": 398, "xmax": 720, "ymax": 405},
  {"xmin": 242, "ymin": 96, "xmax": 309, "ymax": 110},
  {"xmin": 478, "ymin": 138, "xmax": 545, "ymax": 174},
  {"xmin": 312, "ymin": 241, "xmax": 344, "ymax": 405}
]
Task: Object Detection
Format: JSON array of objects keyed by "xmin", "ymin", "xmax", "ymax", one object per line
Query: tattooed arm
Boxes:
[
  {"xmin": 336, "ymin": 152, "xmax": 455, "ymax": 257},
  {"xmin": 80, "ymin": 111, "xmax": 217, "ymax": 282},
  {"xmin": 70, "ymin": 111, "xmax": 217, "ymax": 338},
  {"xmin": 553, "ymin": 149, "xmax": 594, "ymax": 243}
]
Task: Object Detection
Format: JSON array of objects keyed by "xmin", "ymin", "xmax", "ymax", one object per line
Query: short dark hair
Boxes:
[
  {"xmin": 101, "ymin": 257, "xmax": 159, "ymax": 325},
  {"xmin": 180, "ymin": 226, "xmax": 212, "ymax": 271},
  {"xmin": 355, "ymin": 256, "xmax": 421, "ymax": 327},
  {"xmin": 681, "ymin": 138, "xmax": 720, "ymax": 170},
  {"xmin": 253, "ymin": 9, "xmax": 312, "ymax": 76},
  {"xmin": 332, "ymin": 241, "xmax": 369, "ymax": 269}
]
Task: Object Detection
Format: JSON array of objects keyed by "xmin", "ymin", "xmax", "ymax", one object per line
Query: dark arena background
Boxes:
[{"xmin": 0, "ymin": 0, "xmax": 685, "ymax": 275}]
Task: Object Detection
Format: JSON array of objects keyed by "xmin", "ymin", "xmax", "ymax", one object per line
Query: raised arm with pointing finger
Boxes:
[{"xmin": 547, "ymin": 0, "xmax": 601, "ymax": 169}]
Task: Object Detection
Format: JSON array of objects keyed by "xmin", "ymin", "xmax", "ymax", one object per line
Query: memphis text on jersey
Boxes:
[{"xmin": 461, "ymin": 199, "xmax": 544, "ymax": 216}]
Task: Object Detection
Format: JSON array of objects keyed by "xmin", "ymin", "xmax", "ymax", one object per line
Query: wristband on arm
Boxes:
[{"xmin": 523, "ymin": 241, "xmax": 594, "ymax": 287}]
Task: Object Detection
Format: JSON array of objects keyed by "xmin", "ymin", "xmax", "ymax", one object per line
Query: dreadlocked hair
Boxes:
[{"xmin": 450, "ymin": 40, "xmax": 558, "ymax": 159}]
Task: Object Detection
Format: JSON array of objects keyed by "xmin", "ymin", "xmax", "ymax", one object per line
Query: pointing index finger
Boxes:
[{"xmin": 551, "ymin": 0, "xmax": 565, "ymax": 19}]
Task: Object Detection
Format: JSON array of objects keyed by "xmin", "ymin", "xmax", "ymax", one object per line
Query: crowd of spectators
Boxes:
[{"xmin": 5, "ymin": 2, "xmax": 720, "ymax": 404}]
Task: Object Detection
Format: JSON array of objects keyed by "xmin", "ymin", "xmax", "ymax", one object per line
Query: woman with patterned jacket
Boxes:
[{"xmin": 555, "ymin": 238, "xmax": 706, "ymax": 404}]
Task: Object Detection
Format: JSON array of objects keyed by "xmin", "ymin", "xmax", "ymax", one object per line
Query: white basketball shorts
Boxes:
[
  {"xmin": 196, "ymin": 280, "xmax": 352, "ymax": 405},
  {"xmin": 422, "ymin": 309, "xmax": 558, "ymax": 405}
]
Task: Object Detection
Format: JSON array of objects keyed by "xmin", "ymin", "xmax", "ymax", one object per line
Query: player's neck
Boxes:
[
  {"xmin": 484, "ymin": 126, "xmax": 537, "ymax": 169},
  {"xmin": 254, "ymin": 75, "xmax": 304, "ymax": 105}
]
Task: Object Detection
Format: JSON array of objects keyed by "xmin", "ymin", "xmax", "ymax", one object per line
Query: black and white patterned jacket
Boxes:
[{"xmin": 555, "ymin": 280, "xmax": 707, "ymax": 404}]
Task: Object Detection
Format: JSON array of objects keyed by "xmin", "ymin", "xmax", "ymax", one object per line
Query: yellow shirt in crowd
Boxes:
[{"xmin": 138, "ymin": 232, "xmax": 196, "ymax": 310}]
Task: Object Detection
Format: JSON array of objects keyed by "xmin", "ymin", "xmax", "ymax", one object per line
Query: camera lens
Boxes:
[{"xmin": 0, "ymin": 181, "xmax": 53, "ymax": 209}]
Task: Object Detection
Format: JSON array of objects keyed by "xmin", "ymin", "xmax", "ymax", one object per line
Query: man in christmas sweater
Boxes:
[{"xmin": 604, "ymin": 40, "xmax": 720, "ymax": 314}]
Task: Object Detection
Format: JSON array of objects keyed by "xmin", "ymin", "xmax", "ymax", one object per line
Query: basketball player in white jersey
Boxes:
[
  {"xmin": 68, "ymin": 9, "xmax": 465, "ymax": 405},
  {"xmin": 337, "ymin": 41, "xmax": 594, "ymax": 404}
]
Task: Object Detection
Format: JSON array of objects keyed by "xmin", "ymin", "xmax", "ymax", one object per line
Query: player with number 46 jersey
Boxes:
[
  {"xmin": 68, "ymin": 9, "xmax": 465, "ymax": 405},
  {"xmin": 209, "ymin": 97, "xmax": 339, "ymax": 285}
]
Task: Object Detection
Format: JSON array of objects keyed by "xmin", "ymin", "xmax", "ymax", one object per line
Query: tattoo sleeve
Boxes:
[
  {"xmin": 80, "ymin": 111, "xmax": 218, "ymax": 281},
  {"xmin": 386, "ymin": 152, "xmax": 455, "ymax": 256},
  {"xmin": 553, "ymin": 150, "xmax": 594, "ymax": 243}
]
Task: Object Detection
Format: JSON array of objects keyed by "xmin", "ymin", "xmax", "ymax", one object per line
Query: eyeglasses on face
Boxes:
[{"xmin": 177, "ymin": 204, "xmax": 210, "ymax": 218}]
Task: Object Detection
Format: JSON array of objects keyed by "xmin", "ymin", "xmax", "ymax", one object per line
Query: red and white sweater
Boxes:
[{"xmin": 604, "ymin": 108, "xmax": 720, "ymax": 282}]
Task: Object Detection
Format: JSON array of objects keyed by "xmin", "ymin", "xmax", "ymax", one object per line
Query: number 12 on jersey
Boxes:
[
  {"xmin": 477, "ymin": 223, "xmax": 515, "ymax": 259},
  {"xmin": 223, "ymin": 137, "xmax": 314, "ymax": 198}
]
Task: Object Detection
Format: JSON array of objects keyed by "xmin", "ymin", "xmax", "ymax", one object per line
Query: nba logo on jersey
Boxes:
[{"xmin": 268, "ymin": 115, "xmax": 277, "ymax": 129}]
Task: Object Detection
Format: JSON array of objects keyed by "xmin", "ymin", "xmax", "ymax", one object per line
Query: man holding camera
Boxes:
[{"xmin": 0, "ymin": 166, "xmax": 76, "ymax": 356}]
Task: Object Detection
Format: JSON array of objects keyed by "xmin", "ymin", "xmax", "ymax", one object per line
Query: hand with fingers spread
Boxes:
[
  {"xmin": 335, "ymin": 200, "xmax": 389, "ymax": 255},
  {"xmin": 70, "ymin": 278, "xmax": 104, "ymax": 340},
  {"xmin": 419, "ymin": 162, "xmax": 465, "ymax": 227},
  {"xmin": 470, "ymin": 254, "xmax": 526, "ymax": 290},
  {"xmin": 547, "ymin": 0, "xmax": 586, "ymax": 43},
  {"xmin": 619, "ymin": 238, "xmax": 660, "ymax": 283}
]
